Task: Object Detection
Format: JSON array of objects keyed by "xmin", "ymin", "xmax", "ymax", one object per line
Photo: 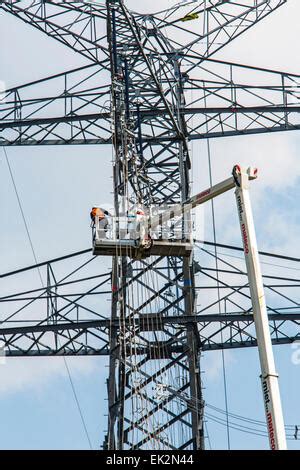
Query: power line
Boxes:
[
  {"xmin": 3, "ymin": 146, "xmax": 44, "ymax": 286},
  {"xmin": 2, "ymin": 147, "xmax": 93, "ymax": 450},
  {"xmin": 206, "ymin": 402, "xmax": 298, "ymax": 431},
  {"xmin": 197, "ymin": 245, "xmax": 300, "ymax": 273},
  {"xmin": 205, "ymin": 133, "xmax": 231, "ymax": 449},
  {"xmin": 199, "ymin": 240, "xmax": 300, "ymax": 264}
]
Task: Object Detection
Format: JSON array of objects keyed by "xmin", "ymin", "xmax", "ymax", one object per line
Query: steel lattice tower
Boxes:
[
  {"xmin": 105, "ymin": 1, "xmax": 203, "ymax": 449},
  {"xmin": 1, "ymin": 0, "xmax": 300, "ymax": 450}
]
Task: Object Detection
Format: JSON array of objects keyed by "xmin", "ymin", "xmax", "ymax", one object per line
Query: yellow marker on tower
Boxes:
[{"xmin": 181, "ymin": 12, "xmax": 199, "ymax": 22}]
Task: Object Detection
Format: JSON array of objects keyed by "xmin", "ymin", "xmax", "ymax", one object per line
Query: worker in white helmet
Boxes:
[{"xmin": 127, "ymin": 206, "xmax": 147, "ymax": 240}]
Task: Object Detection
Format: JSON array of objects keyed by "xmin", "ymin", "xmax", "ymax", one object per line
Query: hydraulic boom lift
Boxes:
[{"xmin": 92, "ymin": 165, "xmax": 287, "ymax": 450}]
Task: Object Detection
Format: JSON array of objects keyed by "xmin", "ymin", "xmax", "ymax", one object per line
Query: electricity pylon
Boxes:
[{"xmin": 1, "ymin": 0, "xmax": 300, "ymax": 450}]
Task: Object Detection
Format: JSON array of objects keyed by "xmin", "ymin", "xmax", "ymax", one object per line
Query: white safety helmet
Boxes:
[
  {"xmin": 135, "ymin": 207, "xmax": 145, "ymax": 223},
  {"xmin": 136, "ymin": 208, "xmax": 145, "ymax": 216}
]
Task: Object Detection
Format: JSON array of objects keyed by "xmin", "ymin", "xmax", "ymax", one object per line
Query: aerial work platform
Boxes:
[
  {"xmin": 91, "ymin": 200, "xmax": 194, "ymax": 259},
  {"xmin": 91, "ymin": 165, "xmax": 250, "ymax": 260},
  {"xmin": 91, "ymin": 166, "xmax": 254, "ymax": 260},
  {"xmin": 93, "ymin": 238, "xmax": 193, "ymax": 258}
]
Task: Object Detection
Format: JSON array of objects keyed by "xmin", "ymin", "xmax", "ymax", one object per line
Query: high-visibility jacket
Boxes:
[{"xmin": 90, "ymin": 207, "xmax": 107, "ymax": 221}]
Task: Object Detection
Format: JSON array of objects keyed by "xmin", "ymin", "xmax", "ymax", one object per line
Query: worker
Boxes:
[
  {"xmin": 90, "ymin": 206, "xmax": 110, "ymax": 238},
  {"xmin": 127, "ymin": 206, "xmax": 148, "ymax": 241}
]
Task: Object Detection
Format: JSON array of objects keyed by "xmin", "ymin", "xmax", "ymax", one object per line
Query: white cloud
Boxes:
[
  {"xmin": 0, "ymin": 356, "xmax": 100, "ymax": 396},
  {"xmin": 203, "ymin": 349, "xmax": 236, "ymax": 382}
]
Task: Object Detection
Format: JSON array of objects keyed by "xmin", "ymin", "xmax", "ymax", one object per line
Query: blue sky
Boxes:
[{"xmin": 1, "ymin": 0, "xmax": 300, "ymax": 450}]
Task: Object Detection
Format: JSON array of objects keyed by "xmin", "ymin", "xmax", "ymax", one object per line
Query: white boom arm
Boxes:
[
  {"xmin": 147, "ymin": 175, "xmax": 237, "ymax": 234},
  {"xmin": 234, "ymin": 166, "xmax": 287, "ymax": 450},
  {"xmin": 145, "ymin": 165, "xmax": 286, "ymax": 450}
]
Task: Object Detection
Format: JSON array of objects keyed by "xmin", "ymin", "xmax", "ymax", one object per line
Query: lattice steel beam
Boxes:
[
  {"xmin": 0, "ymin": 1, "xmax": 286, "ymax": 64},
  {"xmin": 0, "ymin": 0, "xmax": 109, "ymax": 64},
  {"xmin": 135, "ymin": 0, "xmax": 286, "ymax": 58},
  {"xmin": 2, "ymin": 59, "xmax": 300, "ymax": 146}
]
